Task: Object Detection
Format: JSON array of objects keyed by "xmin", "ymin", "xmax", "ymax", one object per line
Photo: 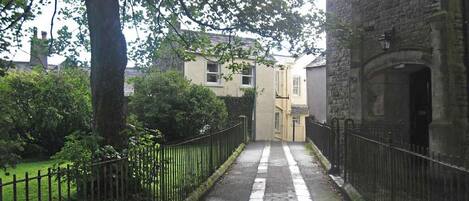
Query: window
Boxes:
[
  {"xmin": 207, "ymin": 62, "xmax": 220, "ymax": 84},
  {"xmin": 293, "ymin": 75, "xmax": 301, "ymax": 96},
  {"xmin": 242, "ymin": 66, "xmax": 254, "ymax": 86},
  {"xmin": 275, "ymin": 111, "xmax": 282, "ymax": 132},
  {"xmin": 275, "ymin": 71, "xmax": 280, "ymax": 94}
]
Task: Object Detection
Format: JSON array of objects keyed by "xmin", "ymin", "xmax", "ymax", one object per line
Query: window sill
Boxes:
[
  {"xmin": 205, "ymin": 83, "xmax": 224, "ymax": 88},
  {"xmin": 240, "ymin": 85, "xmax": 254, "ymax": 89}
]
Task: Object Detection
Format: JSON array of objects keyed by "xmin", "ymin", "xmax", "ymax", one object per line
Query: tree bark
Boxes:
[{"xmin": 86, "ymin": 0, "xmax": 127, "ymax": 149}]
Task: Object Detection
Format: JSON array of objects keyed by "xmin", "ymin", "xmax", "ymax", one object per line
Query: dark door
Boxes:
[{"xmin": 410, "ymin": 68, "xmax": 432, "ymax": 148}]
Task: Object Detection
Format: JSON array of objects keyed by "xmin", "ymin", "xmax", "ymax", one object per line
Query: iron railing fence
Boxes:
[
  {"xmin": 0, "ymin": 121, "xmax": 247, "ymax": 201},
  {"xmin": 305, "ymin": 117, "xmax": 340, "ymax": 174},
  {"xmin": 306, "ymin": 118, "xmax": 469, "ymax": 201},
  {"xmin": 159, "ymin": 122, "xmax": 245, "ymax": 201},
  {"xmin": 345, "ymin": 128, "xmax": 469, "ymax": 201}
]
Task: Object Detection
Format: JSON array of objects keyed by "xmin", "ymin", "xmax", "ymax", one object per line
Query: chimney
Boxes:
[
  {"xmin": 41, "ymin": 31, "xmax": 47, "ymax": 40},
  {"xmin": 29, "ymin": 28, "xmax": 48, "ymax": 69}
]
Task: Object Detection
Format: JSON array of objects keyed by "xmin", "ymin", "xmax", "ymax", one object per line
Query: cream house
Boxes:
[
  {"xmin": 184, "ymin": 55, "xmax": 275, "ymax": 141},
  {"xmin": 146, "ymin": 31, "xmax": 277, "ymax": 141},
  {"xmin": 273, "ymin": 55, "xmax": 311, "ymax": 142}
]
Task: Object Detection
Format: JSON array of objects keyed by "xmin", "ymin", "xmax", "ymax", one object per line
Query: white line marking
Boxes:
[
  {"xmin": 283, "ymin": 143, "xmax": 313, "ymax": 201},
  {"xmin": 249, "ymin": 142, "xmax": 271, "ymax": 201}
]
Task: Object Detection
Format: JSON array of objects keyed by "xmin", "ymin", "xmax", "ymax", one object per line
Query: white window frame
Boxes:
[
  {"xmin": 274, "ymin": 111, "xmax": 282, "ymax": 132},
  {"xmin": 293, "ymin": 75, "xmax": 301, "ymax": 96},
  {"xmin": 241, "ymin": 66, "xmax": 254, "ymax": 87},
  {"xmin": 206, "ymin": 62, "xmax": 221, "ymax": 84}
]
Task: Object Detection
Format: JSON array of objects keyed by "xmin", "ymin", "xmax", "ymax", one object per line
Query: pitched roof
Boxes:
[
  {"xmin": 306, "ymin": 53, "xmax": 326, "ymax": 68},
  {"xmin": 182, "ymin": 30, "xmax": 257, "ymax": 48}
]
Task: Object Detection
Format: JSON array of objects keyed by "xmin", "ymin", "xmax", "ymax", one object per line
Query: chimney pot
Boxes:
[
  {"xmin": 41, "ymin": 31, "xmax": 47, "ymax": 39},
  {"xmin": 33, "ymin": 27, "xmax": 38, "ymax": 38}
]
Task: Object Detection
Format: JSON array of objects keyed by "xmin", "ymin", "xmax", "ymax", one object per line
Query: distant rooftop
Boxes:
[
  {"xmin": 306, "ymin": 53, "xmax": 326, "ymax": 68},
  {"xmin": 182, "ymin": 30, "xmax": 257, "ymax": 49}
]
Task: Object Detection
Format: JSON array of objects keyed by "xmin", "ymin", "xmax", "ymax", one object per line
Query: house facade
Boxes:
[
  {"xmin": 184, "ymin": 55, "xmax": 276, "ymax": 141},
  {"xmin": 306, "ymin": 54, "xmax": 327, "ymax": 123},
  {"xmin": 273, "ymin": 55, "xmax": 310, "ymax": 142},
  {"xmin": 327, "ymin": 0, "xmax": 469, "ymax": 157}
]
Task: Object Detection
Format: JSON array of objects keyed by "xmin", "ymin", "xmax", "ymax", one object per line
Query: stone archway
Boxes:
[
  {"xmin": 363, "ymin": 50, "xmax": 433, "ymax": 78},
  {"xmin": 361, "ymin": 50, "xmax": 433, "ymax": 145},
  {"xmin": 360, "ymin": 49, "xmax": 467, "ymax": 156}
]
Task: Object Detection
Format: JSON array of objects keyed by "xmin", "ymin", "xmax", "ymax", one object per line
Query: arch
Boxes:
[{"xmin": 363, "ymin": 50, "xmax": 433, "ymax": 78}]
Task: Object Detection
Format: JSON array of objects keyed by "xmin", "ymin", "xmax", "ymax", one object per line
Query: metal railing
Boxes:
[
  {"xmin": 306, "ymin": 118, "xmax": 469, "ymax": 201},
  {"xmin": 305, "ymin": 117, "xmax": 340, "ymax": 174},
  {"xmin": 0, "ymin": 120, "xmax": 247, "ymax": 201}
]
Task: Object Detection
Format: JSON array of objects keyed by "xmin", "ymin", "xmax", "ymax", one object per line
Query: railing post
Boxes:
[
  {"xmin": 0, "ymin": 178, "xmax": 3, "ymax": 201},
  {"xmin": 210, "ymin": 134, "xmax": 214, "ymax": 173},
  {"xmin": 333, "ymin": 118, "xmax": 341, "ymax": 175},
  {"xmin": 160, "ymin": 145, "xmax": 165, "ymax": 201},
  {"xmin": 239, "ymin": 115, "xmax": 247, "ymax": 143},
  {"xmin": 330, "ymin": 118, "xmax": 340, "ymax": 175},
  {"xmin": 388, "ymin": 131, "xmax": 395, "ymax": 201},
  {"xmin": 344, "ymin": 119, "xmax": 354, "ymax": 183}
]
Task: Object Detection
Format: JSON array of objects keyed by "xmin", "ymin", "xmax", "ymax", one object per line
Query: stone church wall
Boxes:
[
  {"xmin": 326, "ymin": 0, "xmax": 352, "ymax": 120},
  {"xmin": 327, "ymin": 0, "xmax": 469, "ymax": 157},
  {"xmin": 356, "ymin": 0, "xmax": 433, "ymax": 63}
]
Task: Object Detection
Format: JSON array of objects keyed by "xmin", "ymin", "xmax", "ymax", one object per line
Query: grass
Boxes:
[
  {"xmin": 1, "ymin": 160, "xmax": 58, "ymax": 179},
  {"xmin": 0, "ymin": 160, "xmax": 74, "ymax": 201},
  {"xmin": 0, "ymin": 141, "xmax": 241, "ymax": 201}
]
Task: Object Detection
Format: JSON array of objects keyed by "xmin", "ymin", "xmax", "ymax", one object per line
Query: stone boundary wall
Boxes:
[{"xmin": 326, "ymin": 0, "xmax": 352, "ymax": 120}]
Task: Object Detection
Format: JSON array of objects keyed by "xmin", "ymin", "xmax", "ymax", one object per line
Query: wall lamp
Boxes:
[{"xmin": 378, "ymin": 29, "xmax": 394, "ymax": 51}]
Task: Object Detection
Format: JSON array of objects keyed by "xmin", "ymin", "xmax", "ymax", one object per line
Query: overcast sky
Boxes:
[{"xmin": 4, "ymin": 0, "xmax": 326, "ymax": 67}]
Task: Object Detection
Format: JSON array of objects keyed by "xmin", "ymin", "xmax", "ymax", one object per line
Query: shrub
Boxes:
[
  {"xmin": 129, "ymin": 71, "xmax": 227, "ymax": 142},
  {"xmin": 0, "ymin": 68, "xmax": 92, "ymax": 165}
]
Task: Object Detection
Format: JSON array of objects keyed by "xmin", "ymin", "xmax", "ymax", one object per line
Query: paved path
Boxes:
[{"xmin": 203, "ymin": 141, "xmax": 343, "ymax": 201}]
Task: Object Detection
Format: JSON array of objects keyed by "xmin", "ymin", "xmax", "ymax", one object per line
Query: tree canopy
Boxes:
[
  {"xmin": 129, "ymin": 71, "xmax": 228, "ymax": 142},
  {"xmin": 1, "ymin": 0, "xmax": 326, "ymax": 151},
  {"xmin": 0, "ymin": 68, "xmax": 91, "ymax": 168}
]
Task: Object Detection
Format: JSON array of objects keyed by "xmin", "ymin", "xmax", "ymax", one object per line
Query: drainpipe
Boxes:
[
  {"xmin": 463, "ymin": 0, "xmax": 469, "ymax": 122},
  {"xmin": 253, "ymin": 61, "xmax": 257, "ymax": 141}
]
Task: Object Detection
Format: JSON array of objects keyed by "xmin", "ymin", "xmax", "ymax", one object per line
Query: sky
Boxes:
[{"xmin": 4, "ymin": 0, "xmax": 326, "ymax": 67}]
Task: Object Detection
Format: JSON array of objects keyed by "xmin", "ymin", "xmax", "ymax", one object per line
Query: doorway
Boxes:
[{"xmin": 409, "ymin": 68, "xmax": 432, "ymax": 148}]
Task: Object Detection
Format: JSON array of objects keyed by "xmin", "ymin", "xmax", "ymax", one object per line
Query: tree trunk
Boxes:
[{"xmin": 86, "ymin": 0, "xmax": 127, "ymax": 149}]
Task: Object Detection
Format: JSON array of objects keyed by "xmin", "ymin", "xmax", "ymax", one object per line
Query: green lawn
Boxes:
[
  {"xmin": 0, "ymin": 160, "xmax": 74, "ymax": 200},
  {"xmin": 1, "ymin": 160, "xmax": 58, "ymax": 179},
  {"xmin": 0, "ymin": 142, "xmax": 239, "ymax": 201}
]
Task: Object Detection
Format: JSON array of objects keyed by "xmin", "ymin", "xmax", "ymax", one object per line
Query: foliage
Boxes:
[
  {"xmin": 0, "ymin": 68, "xmax": 92, "ymax": 168},
  {"xmin": 51, "ymin": 131, "xmax": 100, "ymax": 167},
  {"xmin": 0, "ymin": 139, "xmax": 24, "ymax": 170},
  {"xmin": 0, "ymin": 0, "xmax": 50, "ymax": 57},
  {"xmin": 127, "ymin": 114, "xmax": 163, "ymax": 147},
  {"xmin": 3, "ymin": 0, "xmax": 326, "ymax": 69},
  {"xmin": 129, "ymin": 71, "xmax": 228, "ymax": 142},
  {"xmin": 1, "ymin": 0, "xmax": 328, "ymax": 152}
]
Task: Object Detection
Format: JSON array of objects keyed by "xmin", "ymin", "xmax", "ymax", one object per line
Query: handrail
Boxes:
[
  {"xmin": 347, "ymin": 129, "xmax": 469, "ymax": 173},
  {"xmin": 165, "ymin": 123, "xmax": 241, "ymax": 147}
]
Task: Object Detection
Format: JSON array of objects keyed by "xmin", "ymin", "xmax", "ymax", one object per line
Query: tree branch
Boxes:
[
  {"xmin": 49, "ymin": 0, "xmax": 58, "ymax": 54},
  {"xmin": 0, "ymin": 0, "xmax": 15, "ymax": 14},
  {"xmin": 177, "ymin": 0, "xmax": 235, "ymax": 31},
  {"xmin": 0, "ymin": 0, "xmax": 34, "ymax": 32}
]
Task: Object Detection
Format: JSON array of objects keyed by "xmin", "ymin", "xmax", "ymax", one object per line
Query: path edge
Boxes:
[
  {"xmin": 184, "ymin": 143, "xmax": 246, "ymax": 201},
  {"xmin": 305, "ymin": 139, "xmax": 365, "ymax": 201}
]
